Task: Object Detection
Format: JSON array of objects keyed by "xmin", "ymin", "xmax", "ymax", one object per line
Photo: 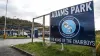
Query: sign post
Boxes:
[
  {"xmin": 31, "ymin": 18, "xmax": 34, "ymax": 43},
  {"xmin": 61, "ymin": 43, "xmax": 64, "ymax": 51},
  {"xmin": 43, "ymin": 15, "xmax": 45, "ymax": 46},
  {"xmin": 50, "ymin": 1, "xmax": 95, "ymax": 48},
  {"xmin": 92, "ymin": 48, "xmax": 96, "ymax": 56}
]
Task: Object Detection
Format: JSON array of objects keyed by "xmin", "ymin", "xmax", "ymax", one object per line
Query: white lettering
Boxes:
[
  {"xmin": 73, "ymin": 39, "xmax": 95, "ymax": 46},
  {"xmin": 75, "ymin": 6, "xmax": 80, "ymax": 13},
  {"xmin": 80, "ymin": 4, "xmax": 85, "ymax": 12},
  {"xmin": 86, "ymin": 2, "xmax": 92, "ymax": 11},
  {"xmin": 57, "ymin": 10, "xmax": 61, "ymax": 17},
  {"xmin": 51, "ymin": 12, "xmax": 55, "ymax": 18},
  {"xmin": 71, "ymin": 6, "xmax": 75, "ymax": 14},
  {"xmin": 66, "ymin": 39, "xmax": 72, "ymax": 43},
  {"xmin": 64, "ymin": 8, "xmax": 69, "ymax": 15},
  {"xmin": 60, "ymin": 9, "xmax": 65, "ymax": 16},
  {"xmin": 51, "ymin": 1, "xmax": 92, "ymax": 18}
]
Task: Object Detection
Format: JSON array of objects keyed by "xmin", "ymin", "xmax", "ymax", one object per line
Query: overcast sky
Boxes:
[{"xmin": 0, "ymin": 0, "xmax": 100, "ymax": 30}]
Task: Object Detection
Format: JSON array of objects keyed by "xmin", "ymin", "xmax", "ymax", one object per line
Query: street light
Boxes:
[{"xmin": 4, "ymin": 0, "xmax": 8, "ymax": 39}]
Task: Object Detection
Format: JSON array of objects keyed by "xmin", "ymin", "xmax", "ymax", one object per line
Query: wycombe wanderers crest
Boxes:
[{"xmin": 59, "ymin": 16, "xmax": 80, "ymax": 38}]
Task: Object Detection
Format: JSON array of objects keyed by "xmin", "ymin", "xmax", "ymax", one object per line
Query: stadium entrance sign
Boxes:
[{"xmin": 50, "ymin": 1, "xmax": 95, "ymax": 47}]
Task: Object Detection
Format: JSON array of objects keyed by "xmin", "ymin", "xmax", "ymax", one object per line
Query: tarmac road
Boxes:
[{"xmin": 0, "ymin": 38, "xmax": 43, "ymax": 56}]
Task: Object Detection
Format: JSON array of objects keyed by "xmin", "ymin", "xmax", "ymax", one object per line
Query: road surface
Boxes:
[{"xmin": 0, "ymin": 38, "xmax": 43, "ymax": 56}]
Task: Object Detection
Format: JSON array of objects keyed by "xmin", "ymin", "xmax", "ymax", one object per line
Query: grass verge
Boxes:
[
  {"xmin": 7, "ymin": 36, "xmax": 28, "ymax": 39},
  {"xmin": 96, "ymin": 33, "xmax": 100, "ymax": 56},
  {"xmin": 13, "ymin": 31, "xmax": 100, "ymax": 56},
  {"xmin": 15, "ymin": 42, "xmax": 93, "ymax": 56}
]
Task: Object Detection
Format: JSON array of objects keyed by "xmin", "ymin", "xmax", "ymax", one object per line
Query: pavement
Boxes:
[
  {"xmin": 0, "ymin": 38, "xmax": 44, "ymax": 56},
  {"xmin": 0, "ymin": 46, "xmax": 27, "ymax": 56}
]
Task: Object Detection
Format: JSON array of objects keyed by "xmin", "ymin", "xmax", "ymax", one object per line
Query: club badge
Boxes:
[{"xmin": 59, "ymin": 16, "xmax": 80, "ymax": 38}]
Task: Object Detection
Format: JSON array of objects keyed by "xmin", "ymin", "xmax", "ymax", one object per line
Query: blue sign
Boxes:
[{"xmin": 50, "ymin": 1, "xmax": 95, "ymax": 47}]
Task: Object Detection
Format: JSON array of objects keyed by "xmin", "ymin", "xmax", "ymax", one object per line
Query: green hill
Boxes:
[{"xmin": 0, "ymin": 16, "xmax": 42, "ymax": 29}]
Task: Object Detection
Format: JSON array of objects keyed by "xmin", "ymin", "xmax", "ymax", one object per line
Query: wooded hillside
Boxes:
[{"xmin": 0, "ymin": 16, "xmax": 42, "ymax": 30}]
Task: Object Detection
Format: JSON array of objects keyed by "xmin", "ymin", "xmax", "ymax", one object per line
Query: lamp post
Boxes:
[{"xmin": 4, "ymin": 0, "xmax": 8, "ymax": 39}]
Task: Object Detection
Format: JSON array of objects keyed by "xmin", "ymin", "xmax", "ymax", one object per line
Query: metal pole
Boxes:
[
  {"xmin": 31, "ymin": 18, "xmax": 34, "ymax": 43},
  {"xmin": 92, "ymin": 47, "xmax": 96, "ymax": 56},
  {"xmin": 4, "ymin": 0, "xmax": 8, "ymax": 39},
  {"xmin": 43, "ymin": 15, "xmax": 45, "ymax": 45},
  {"xmin": 61, "ymin": 43, "xmax": 64, "ymax": 51},
  {"xmin": 49, "ymin": 15, "xmax": 51, "ymax": 44},
  {"xmin": 34, "ymin": 13, "xmax": 50, "ymax": 19}
]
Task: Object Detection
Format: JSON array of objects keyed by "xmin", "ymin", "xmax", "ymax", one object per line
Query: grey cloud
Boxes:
[
  {"xmin": 0, "ymin": 0, "xmax": 37, "ymax": 20},
  {"xmin": 0, "ymin": 4, "xmax": 6, "ymax": 10},
  {"xmin": 94, "ymin": 0, "xmax": 100, "ymax": 19},
  {"xmin": 94, "ymin": 0, "xmax": 100, "ymax": 10},
  {"xmin": 0, "ymin": 3, "xmax": 18, "ymax": 16}
]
